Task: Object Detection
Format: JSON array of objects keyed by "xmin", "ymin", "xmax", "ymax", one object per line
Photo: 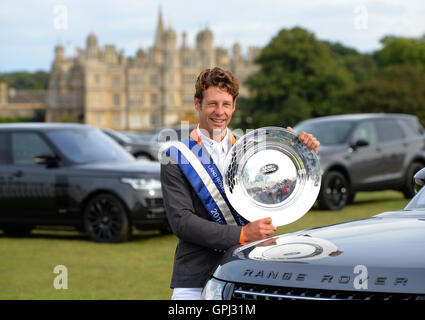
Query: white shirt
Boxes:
[{"xmin": 196, "ymin": 125, "xmax": 230, "ymax": 174}]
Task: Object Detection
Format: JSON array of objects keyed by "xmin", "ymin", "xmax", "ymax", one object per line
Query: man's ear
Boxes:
[{"xmin": 194, "ymin": 96, "xmax": 201, "ymax": 111}]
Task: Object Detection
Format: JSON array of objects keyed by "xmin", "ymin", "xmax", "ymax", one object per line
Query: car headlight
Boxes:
[
  {"xmin": 120, "ymin": 178, "xmax": 161, "ymax": 191},
  {"xmin": 201, "ymin": 278, "xmax": 226, "ymax": 300}
]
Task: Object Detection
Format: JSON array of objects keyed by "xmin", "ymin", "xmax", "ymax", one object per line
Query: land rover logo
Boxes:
[{"xmin": 260, "ymin": 163, "xmax": 279, "ymax": 175}]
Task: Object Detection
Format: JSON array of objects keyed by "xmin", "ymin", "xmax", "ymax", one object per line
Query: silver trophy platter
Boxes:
[{"xmin": 224, "ymin": 127, "xmax": 321, "ymax": 226}]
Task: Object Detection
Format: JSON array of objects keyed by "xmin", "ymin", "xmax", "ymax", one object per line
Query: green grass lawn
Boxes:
[{"xmin": 0, "ymin": 191, "xmax": 410, "ymax": 300}]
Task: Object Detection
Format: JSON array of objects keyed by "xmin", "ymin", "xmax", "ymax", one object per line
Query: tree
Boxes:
[
  {"xmin": 377, "ymin": 36, "xmax": 425, "ymax": 72},
  {"xmin": 324, "ymin": 41, "xmax": 377, "ymax": 83},
  {"xmin": 336, "ymin": 64, "xmax": 425, "ymax": 125},
  {"xmin": 0, "ymin": 71, "xmax": 50, "ymax": 90},
  {"xmin": 236, "ymin": 27, "xmax": 354, "ymax": 129}
]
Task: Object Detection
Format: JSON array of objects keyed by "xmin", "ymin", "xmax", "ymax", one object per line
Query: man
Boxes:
[{"xmin": 160, "ymin": 67, "xmax": 320, "ymax": 300}]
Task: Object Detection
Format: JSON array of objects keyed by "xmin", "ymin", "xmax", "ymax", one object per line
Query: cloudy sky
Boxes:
[{"xmin": 1, "ymin": 0, "xmax": 425, "ymax": 72}]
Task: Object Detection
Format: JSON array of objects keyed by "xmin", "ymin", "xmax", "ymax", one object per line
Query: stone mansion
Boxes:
[{"xmin": 46, "ymin": 11, "xmax": 260, "ymax": 131}]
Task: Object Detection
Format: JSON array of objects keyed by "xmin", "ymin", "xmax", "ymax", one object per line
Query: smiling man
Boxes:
[
  {"xmin": 160, "ymin": 67, "xmax": 319, "ymax": 300},
  {"xmin": 194, "ymin": 73, "xmax": 236, "ymax": 140}
]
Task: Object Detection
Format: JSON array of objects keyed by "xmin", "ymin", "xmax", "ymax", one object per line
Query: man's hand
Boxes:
[
  {"xmin": 243, "ymin": 217, "xmax": 277, "ymax": 243},
  {"xmin": 287, "ymin": 126, "xmax": 320, "ymax": 154}
]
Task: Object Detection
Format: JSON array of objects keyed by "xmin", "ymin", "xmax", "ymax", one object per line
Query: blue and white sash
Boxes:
[{"xmin": 165, "ymin": 130, "xmax": 248, "ymax": 227}]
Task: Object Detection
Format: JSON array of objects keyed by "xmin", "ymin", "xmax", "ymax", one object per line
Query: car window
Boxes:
[
  {"xmin": 351, "ymin": 121, "xmax": 378, "ymax": 145},
  {"xmin": 46, "ymin": 128, "xmax": 134, "ymax": 164},
  {"xmin": 375, "ymin": 119, "xmax": 405, "ymax": 142},
  {"xmin": 294, "ymin": 121, "xmax": 354, "ymax": 146},
  {"xmin": 0, "ymin": 132, "xmax": 12, "ymax": 164},
  {"xmin": 401, "ymin": 118, "xmax": 425, "ymax": 136},
  {"xmin": 12, "ymin": 132, "xmax": 55, "ymax": 165}
]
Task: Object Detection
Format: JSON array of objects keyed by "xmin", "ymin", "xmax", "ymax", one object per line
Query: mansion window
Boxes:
[
  {"xmin": 150, "ymin": 74, "xmax": 158, "ymax": 86},
  {"xmin": 129, "ymin": 114, "xmax": 142, "ymax": 129},
  {"xmin": 183, "ymin": 74, "xmax": 195, "ymax": 84},
  {"xmin": 113, "ymin": 114, "xmax": 121, "ymax": 128},
  {"xmin": 129, "ymin": 94, "xmax": 142, "ymax": 107},
  {"xmin": 75, "ymin": 93, "xmax": 82, "ymax": 107},
  {"xmin": 183, "ymin": 56, "xmax": 195, "ymax": 67},
  {"xmin": 113, "ymin": 75, "xmax": 121, "ymax": 88},
  {"xmin": 168, "ymin": 74, "xmax": 174, "ymax": 85},
  {"xmin": 183, "ymin": 93, "xmax": 193, "ymax": 104},
  {"xmin": 150, "ymin": 113, "xmax": 160, "ymax": 126},
  {"xmin": 95, "ymin": 113, "xmax": 102, "ymax": 127},
  {"xmin": 66, "ymin": 92, "xmax": 72, "ymax": 107},
  {"xmin": 150, "ymin": 93, "xmax": 158, "ymax": 106},
  {"xmin": 94, "ymin": 93, "xmax": 101, "ymax": 108},
  {"xmin": 130, "ymin": 74, "xmax": 143, "ymax": 85},
  {"xmin": 114, "ymin": 94, "xmax": 120, "ymax": 107},
  {"xmin": 168, "ymin": 93, "xmax": 175, "ymax": 106}
]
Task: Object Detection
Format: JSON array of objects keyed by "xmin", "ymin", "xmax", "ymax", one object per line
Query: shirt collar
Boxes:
[{"xmin": 196, "ymin": 124, "xmax": 229, "ymax": 154}]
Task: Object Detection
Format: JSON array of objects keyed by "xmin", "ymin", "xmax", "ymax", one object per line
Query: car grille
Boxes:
[
  {"xmin": 145, "ymin": 198, "xmax": 165, "ymax": 219},
  {"xmin": 145, "ymin": 198, "xmax": 163, "ymax": 209},
  {"xmin": 231, "ymin": 283, "xmax": 425, "ymax": 301}
]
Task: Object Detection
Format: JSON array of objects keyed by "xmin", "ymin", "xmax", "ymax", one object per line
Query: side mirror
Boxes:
[
  {"xmin": 351, "ymin": 139, "xmax": 369, "ymax": 150},
  {"xmin": 414, "ymin": 168, "xmax": 425, "ymax": 193},
  {"xmin": 35, "ymin": 154, "xmax": 60, "ymax": 167}
]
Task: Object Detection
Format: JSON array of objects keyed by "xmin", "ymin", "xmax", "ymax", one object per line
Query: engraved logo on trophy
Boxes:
[{"xmin": 260, "ymin": 164, "xmax": 279, "ymax": 175}]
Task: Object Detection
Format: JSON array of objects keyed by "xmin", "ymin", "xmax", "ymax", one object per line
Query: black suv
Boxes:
[
  {"xmin": 294, "ymin": 113, "xmax": 425, "ymax": 210},
  {"xmin": 201, "ymin": 168, "xmax": 425, "ymax": 301},
  {"xmin": 0, "ymin": 123, "xmax": 168, "ymax": 242}
]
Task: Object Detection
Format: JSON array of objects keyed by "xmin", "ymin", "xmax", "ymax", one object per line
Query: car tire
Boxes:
[
  {"xmin": 402, "ymin": 162, "xmax": 424, "ymax": 199},
  {"xmin": 318, "ymin": 171, "xmax": 350, "ymax": 211},
  {"xmin": 83, "ymin": 193, "xmax": 131, "ymax": 243}
]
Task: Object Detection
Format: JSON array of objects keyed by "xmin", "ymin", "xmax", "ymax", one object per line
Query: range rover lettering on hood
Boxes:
[{"xmin": 242, "ymin": 267, "xmax": 408, "ymax": 288}]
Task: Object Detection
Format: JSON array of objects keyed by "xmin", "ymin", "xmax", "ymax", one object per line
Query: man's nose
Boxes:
[{"xmin": 213, "ymin": 103, "xmax": 225, "ymax": 115}]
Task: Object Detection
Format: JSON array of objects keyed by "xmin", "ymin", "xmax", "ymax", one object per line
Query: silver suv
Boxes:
[{"xmin": 294, "ymin": 113, "xmax": 425, "ymax": 210}]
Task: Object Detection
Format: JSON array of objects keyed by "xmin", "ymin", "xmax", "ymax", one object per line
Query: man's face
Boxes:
[{"xmin": 194, "ymin": 86, "xmax": 236, "ymax": 140}]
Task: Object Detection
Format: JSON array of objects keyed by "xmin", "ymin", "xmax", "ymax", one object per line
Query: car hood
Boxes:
[
  {"xmin": 214, "ymin": 211, "xmax": 425, "ymax": 293},
  {"xmin": 69, "ymin": 160, "xmax": 161, "ymax": 177}
]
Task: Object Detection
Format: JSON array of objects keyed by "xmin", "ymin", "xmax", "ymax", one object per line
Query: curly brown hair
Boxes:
[{"xmin": 194, "ymin": 67, "xmax": 239, "ymax": 102}]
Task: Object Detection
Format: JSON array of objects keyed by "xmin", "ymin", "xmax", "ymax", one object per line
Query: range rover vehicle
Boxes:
[
  {"xmin": 294, "ymin": 113, "xmax": 425, "ymax": 210},
  {"xmin": 201, "ymin": 168, "xmax": 425, "ymax": 301},
  {"xmin": 0, "ymin": 123, "xmax": 168, "ymax": 242}
]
